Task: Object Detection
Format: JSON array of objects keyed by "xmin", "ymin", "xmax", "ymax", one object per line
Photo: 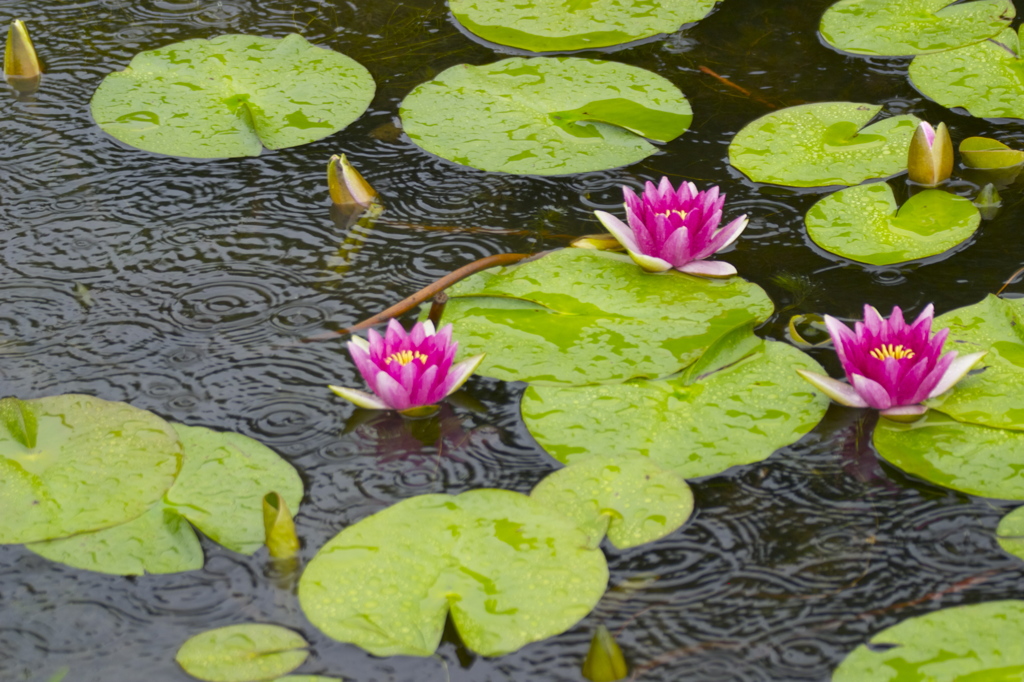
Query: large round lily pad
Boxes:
[
  {"xmin": 820, "ymin": 0, "xmax": 1014, "ymax": 56},
  {"xmin": 927, "ymin": 295, "xmax": 1024, "ymax": 431},
  {"xmin": 91, "ymin": 33, "xmax": 375, "ymax": 159},
  {"xmin": 433, "ymin": 248, "xmax": 773, "ymax": 385},
  {"xmin": 0, "ymin": 394, "xmax": 181, "ymax": 544},
  {"xmin": 399, "ymin": 57, "xmax": 691, "ymax": 175},
  {"xmin": 804, "ymin": 182, "xmax": 980, "ymax": 265},
  {"xmin": 175, "ymin": 624, "xmax": 309, "ymax": 682},
  {"xmin": 833, "ymin": 600, "xmax": 1024, "ymax": 681},
  {"xmin": 530, "ymin": 456, "xmax": 694, "ymax": 549},
  {"xmin": 910, "ymin": 27, "xmax": 1024, "ymax": 120},
  {"xmin": 298, "ymin": 489, "xmax": 607, "ymax": 657},
  {"xmin": 450, "ymin": 0, "xmax": 720, "ymax": 52},
  {"xmin": 729, "ymin": 102, "xmax": 919, "ymax": 187},
  {"xmin": 873, "ymin": 410, "xmax": 1024, "ymax": 500},
  {"xmin": 166, "ymin": 424, "xmax": 304, "ymax": 555},
  {"xmin": 522, "ymin": 337, "xmax": 829, "ymax": 479}
]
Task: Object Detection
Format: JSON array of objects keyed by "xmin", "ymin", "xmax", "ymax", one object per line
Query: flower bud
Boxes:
[
  {"xmin": 327, "ymin": 153, "xmax": 377, "ymax": 208},
  {"xmin": 5, "ymin": 20, "xmax": 41, "ymax": 93},
  {"xmin": 907, "ymin": 121, "xmax": 953, "ymax": 186},
  {"xmin": 582, "ymin": 625, "xmax": 628, "ymax": 682}
]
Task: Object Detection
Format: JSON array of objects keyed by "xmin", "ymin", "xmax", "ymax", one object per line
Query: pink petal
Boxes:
[
  {"xmin": 328, "ymin": 385, "xmax": 391, "ymax": 410},
  {"xmin": 384, "ymin": 318, "xmax": 407, "ymax": 348},
  {"xmin": 441, "ymin": 354, "xmax": 486, "ymax": 398},
  {"xmin": 851, "ymin": 374, "xmax": 894, "ymax": 409},
  {"xmin": 927, "ymin": 351, "xmax": 986, "ymax": 398},
  {"xmin": 374, "ymin": 371, "xmax": 413, "ymax": 411},
  {"xmin": 660, "ymin": 223, "xmax": 692, "ymax": 266},
  {"xmin": 702, "ymin": 215, "xmax": 748, "ymax": 257},
  {"xmin": 796, "ymin": 370, "xmax": 869, "ymax": 407},
  {"xmin": 595, "ymin": 210, "xmax": 641, "ymax": 254},
  {"xmin": 349, "ymin": 340, "xmax": 381, "ymax": 389}
]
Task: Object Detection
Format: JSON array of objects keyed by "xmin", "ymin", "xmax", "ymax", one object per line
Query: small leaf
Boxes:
[
  {"xmin": 263, "ymin": 492, "xmax": 300, "ymax": 559},
  {"xmin": 582, "ymin": 625, "xmax": 628, "ymax": 682},
  {"xmin": 679, "ymin": 321, "xmax": 763, "ymax": 385},
  {"xmin": 960, "ymin": 136, "xmax": 1024, "ymax": 169},
  {"xmin": 0, "ymin": 396, "xmax": 37, "ymax": 449},
  {"xmin": 175, "ymin": 624, "xmax": 309, "ymax": 682},
  {"xmin": 787, "ymin": 314, "xmax": 832, "ymax": 348}
]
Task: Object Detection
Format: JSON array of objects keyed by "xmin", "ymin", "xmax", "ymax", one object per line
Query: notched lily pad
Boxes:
[
  {"xmin": 833, "ymin": 600, "xmax": 1024, "ymax": 681},
  {"xmin": 400, "ymin": 57, "xmax": 691, "ymax": 175},
  {"xmin": 910, "ymin": 27, "xmax": 1024, "ymax": 120},
  {"xmin": 960, "ymin": 136, "xmax": 1024, "ymax": 168},
  {"xmin": 0, "ymin": 394, "xmax": 181, "ymax": 544},
  {"xmin": 729, "ymin": 102, "xmax": 919, "ymax": 187},
  {"xmin": 820, "ymin": 0, "xmax": 1014, "ymax": 56},
  {"xmin": 434, "ymin": 248, "xmax": 773, "ymax": 385},
  {"xmin": 91, "ymin": 33, "xmax": 375, "ymax": 158},
  {"xmin": 531, "ymin": 456, "xmax": 694, "ymax": 549},
  {"xmin": 927, "ymin": 295, "xmax": 1024, "ymax": 430},
  {"xmin": 522, "ymin": 338, "xmax": 829, "ymax": 479},
  {"xmin": 450, "ymin": 0, "xmax": 720, "ymax": 52},
  {"xmin": 175, "ymin": 624, "xmax": 309, "ymax": 682},
  {"xmin": 804, "ymin": 182, "xmax": 980, "ymax": 265},
  {"xmin": 298, "ymin": 489, "xmax": 607, "ymax": 657},
  {"xmin": 873, "ymin": 410, "xmax": 1024, "ymax": 499}
]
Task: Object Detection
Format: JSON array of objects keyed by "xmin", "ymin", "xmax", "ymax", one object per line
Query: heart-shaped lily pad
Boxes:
[
  {"xmin": 522, "ymin": 338, "xmax": 829, "ymax": 479},
  {"xmin": 729, "ymin": 102, "xmax": 919, "ymax": 187},
  {"xmin": 996, "ymin": 506, "xmax": 1024, "ymax": 561},
  {"xmin": 298, "ymin": 489, "xmax": 607, "ymax": 657},
  {"xmin": 28, "ymin": 503, "xmax": 204, "ymax": 575},
  {"xmin": 820, "ymin": 0, "xmax": 1014, "ymax": 56},
  {"xmin": 833, "ymin": 600, "xmax": 1024, "ymax": 681},
  {"xmin": 27, "ymin": 424, "xmax": 303, "ymax": 574},
  {"xmin": 0, "ymin": 394, "xmax": 181, "ymax": 544},
  {"xmin": 910, "ymin": 27, "xmax": 1024, "ymax": 120},
  {"xmin": 960, "ymin": 136, "xmax": 1024, "ymax": 168},
  {"xmin": 175, "ymin": 624, "xmax": 309, "ymax": 682},
  {"xmin": 91, "ymin": 33, "xmax": 375, "ymax": 159},
  {"xmin": 926, "ymin": 295, "xmax": 1024, "ymax": 431},
  {"xmin": 433, "ymin": 248, "xmax": 773, "ymax": 385},
  {"xmin": 804, "ymin": 182, "xmax": 981, "ymax": 265},
  {"xmin": 873, "ymin": 410, "xmax": 1024, "ymax": 500},
  {"xmin": 450, "ymin": 0, "xmax": 720, "ymax": 52},
  {"xmin": 399, "ymin": 57, "xmax": 691, "ymax": 175}
]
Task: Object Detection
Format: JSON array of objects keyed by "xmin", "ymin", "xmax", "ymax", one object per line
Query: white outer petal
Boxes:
[
  {"xmin": 927, "ymin": 351, "xmax": 987, "ymax": 398},
  {"xmin": 796, "ymin": 370, "xmax": 869, "ymax": 407},
  {"xmin": 594, "ymin": 210, "xmax": 640, "ymax": 253},
  {"xmin": 628, "ymin": 251, "xmax": 673, "ymax": 272},
  {"xmin": 328, "ymin": 385, "xmax": 390, "ymax": 410},
  {"xmin": 350, "ymin": 335, "xmax": 370, "ymax": 351},
  {"xmin": 678, "ymin": 260, "xmax": 737, "ymax": 278},
  {"xmin": 444, "ymin": 354, "xmax": 486, "ymax": 397}
]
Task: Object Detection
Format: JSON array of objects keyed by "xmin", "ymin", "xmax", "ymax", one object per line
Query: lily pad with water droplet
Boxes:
[
  {"xmin": 820, "ymin": 0, "xmax": 1014, "ymax": 56},
  {"xmin": 729, "ymin": 102, "xmax": 919, "ymax": 187},
  {"xmin": 531, "ymin": 456, "xmax": 693, "ymax": 549},
  {"xmin": 175, "ymin": 624, "xmax": 309, "ymax": 682},
  {"xmin": 433, "ymin": 248, "xmax": 773, "ymax": 385},
  {"xmin": 804, "ymin": 182, "xmax": 980, "ymax": 265},
  {"xmin": 298, "ymin": 489, "xmax": 607, "ymax": 657},
  {"xmin": 0, "ymin": 394, "xmax": 181, "ymax": 544},
  {"xmin": 873, "ymin": 410, "xmax": 1024, "ymax": 499},
  {"xmin": 926, "ymin": 295, "xmax": 1024, "ymax": 431},
  {"xmin": 910, "ymin": 27, "xmax": 1024, "ymax": 120},
  {"xmin": 450, "ymin": 0, "xmax": 720, "ymax": 52},
  {"xmin": 833, "ymin": 600, "xmax": 1024, "ymax": 681},
  {"xmin": 399, "ymin": 57, "xmax": 691, "ymax": 175},
  {"xmin": 91, "ymin": 33, "xmax": 375, "ymax": 159},
  {"xmin": 522, "ymin": 338, "xmax": 829, "ymax": 479}
]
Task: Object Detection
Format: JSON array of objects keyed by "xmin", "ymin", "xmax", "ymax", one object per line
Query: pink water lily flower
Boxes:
[
  {"xmin": 594, "ymin": 177, "xmax": 748, "ymax": 278},
  {"xmin": 329, "ymin": 319, "xmax": 485, "ymax": 416},
  {"xmin": 796, "ymin": 304, "xmax": 986, "ymax": 421}
]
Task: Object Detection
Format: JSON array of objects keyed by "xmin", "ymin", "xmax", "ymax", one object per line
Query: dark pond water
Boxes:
[{"xmin": 3, "ymin": 0, "xmax": 1024, "ymax": 680}]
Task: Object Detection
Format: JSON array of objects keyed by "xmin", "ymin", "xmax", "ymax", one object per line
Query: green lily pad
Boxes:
[
  {"xmin": 820, "ymin": 0, "xmax": 1014, "ymax": 56},
  {"xmin": 167, "ymin": 425, "xmax": 304, "ymax": 555},
  {"xmin": 996, "ymin": 506, "xmax": 1024, "ymax": 561},
  {"xmin": 960, "ymin": 136, "xmax": 1024, "ymax": 168},
  {"xmin": 175, "ymin": 624, "xmax": 308, "ymax": 682},
  {"xmin": 91, "ymin": 33, "xmax": 375, "ymax": 159},
  {"xmin": 530, "ymin": 456, "xmax": 694, "ymax": 549},
  {"xmin": 729, "ymin": 102, "xmax": 919, "ymax": 187},
  {"xmin": 804, "ymin": 182, "xmax": 981, "ymax": 265},
  {"xmin": 873, "ymin": 411, "xmax": 1024, "ymax": 500},
  {"xmin": 298, "ymin": 489, "xmax": 607, "ymax": 657},
  {"xmin": 28, "ymin": 503, "xmax": 204, "ymax": 575},
  {"xmin": 522, "ymin": 338, "xmax": 830, "ymax": 479},
  {"xmin": 0, "ymin": 394, "xmax": 181, "ymax": 544},
  {"xmin": 434, "ymin": 248, "xmax": 773, "ymax": 385},
  {"xmin": 399, "ymin": 57, "xmax": 691, "ymax": 175},
  {"xmin": 833, "ymin": 600, "xmax": 1024, "ymax": 681},
  {"xmin": 927, "ymin": 295, "xmax": 1024, "ymax": 431},
  {"xmin": 910, "ymin": 27, "xmax": 1024, "ymax": 120},
  {"xmin": 450, "ymin": 0, "xmax": 720, "ymax": 52}
]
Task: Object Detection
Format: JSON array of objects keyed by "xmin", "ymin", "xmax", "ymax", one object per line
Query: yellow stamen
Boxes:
[
  {"xmin": 657, "ymin": 209, "xmax": 687, "ymax": 220},
  {"xmin": 385, "ymin": 350, "xmax": 428, "ymax": 366},
  {"xmin": 870, "ymin": 344, "xmax": 916, "ymax": 361}
]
